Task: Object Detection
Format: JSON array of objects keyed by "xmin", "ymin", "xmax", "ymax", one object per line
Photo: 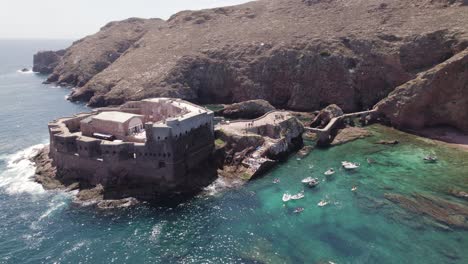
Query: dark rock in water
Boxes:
[
  {"xmin": 33, "ymin": 50, "xmax": 66, "ymax": 74},
  {"xmin": 216, "ymin": 99, "xmax": 275, "ymax": 119},
  {"xmin": 311, "ymin": 104, "xmax": 343, "ymax": 128},
  {"xmin": 34, "ymin": 0, "xmax": 468, "ymax": 117},
  {"xmin": 376, "ymin": 139, "xmax": 400, "ymax": 145}
]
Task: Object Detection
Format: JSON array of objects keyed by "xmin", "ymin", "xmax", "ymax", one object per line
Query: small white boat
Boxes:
[
  {"xmin": 342, "ymin": 161, "xmax": 360, "ymax": 170},
  {"xmin": 301, "ymin": 177, "xmax": 315, "ymax": 184},
  {"xmin": 282, "ymin": 193, "xmax": 292, "ymax": 202},
  {"xmin": 318, "ymin": 200, "xmax": 329, "ymax": 207},
  {"xmin": 324, "ymin": 168, "xmax": 335, "ymax": 176},
  {"xmin": 307, "ymin": 178, "xmax": 320, "ymax": 188},
  {"xmin": 293, "ymin": 207, "xmax": 304, "ymax": 214},
  {"xmin": 291, "ymin": 192, "xmax": 305, "ymax": 200},
  {"xmin": 273, "ymin": 178, "xmax": 280, "ymax": 184},
  {"xmin": 424, "ymin": 155, "xmax": 438, "ymax": 162},
  {"xmin": 351, "ymin": 186, "xmax": 358, "ymax": 192}
]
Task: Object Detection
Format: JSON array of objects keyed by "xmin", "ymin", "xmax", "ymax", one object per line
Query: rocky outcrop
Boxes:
[
  {"xmin": 35, "ymin": 0, "xmax": 468, "ymax": 113},
  {"xmin": 310, "ymin": 104, "xmax": 343, "ymax": 128},
  {"xmin": 33, "ymin": 50, "xmax": 65, "ymax": 74},
  {"xmin": 216, "ymin": 99, "xmax": 275, "ymax": 119},
  {"xmin": 331, "ymin": 127, "xmax": 372, "ymax": 146},
  {"xmin": 375, "ymin": 48, "xmax": 468, "ymax": 133},
  {"xmin": 44, "ymin": 18, "xmax": 162, "ymax": 87},
  {"xmin": 216, "ymin": 111, "xmax": 304, "ymax": 180}
]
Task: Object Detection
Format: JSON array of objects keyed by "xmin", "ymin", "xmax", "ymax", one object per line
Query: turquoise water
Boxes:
[{"xmin": 0, "ymin": 40, "xmax": 468, "ymax": 264}]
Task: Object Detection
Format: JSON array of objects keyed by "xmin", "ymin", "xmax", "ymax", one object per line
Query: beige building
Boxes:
[{"xmin": 80, "ymin": 111, "xmax": 144, "ymax": 140}]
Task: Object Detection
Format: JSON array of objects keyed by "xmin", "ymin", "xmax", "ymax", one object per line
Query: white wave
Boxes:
[
  {"xmin": 201, "ymin": 177, "xmax": 244, "ymax": 197},
  {"xmin": 149, "ymin": 223, "xmax": 164, "ymax": 242},
  {"xmin": 0, "ymin": 144, "xmax": 45, "ymax": 195},
  {"xmin": 39, "ymin": 200, "xmax": 66, "ymax": 221}
]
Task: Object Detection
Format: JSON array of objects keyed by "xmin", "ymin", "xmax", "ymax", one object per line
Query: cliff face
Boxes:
[
  {"xmin": 375, "ymin": 49, "xmax": 468, "ymax": 133},
  {"xmin": 35, "ymin": 0, "xmax": 468, "ymax": 113},
  {"xmin": 43, "ymin": 18, "xmax": 163, "ymax": 87},
  {"xmin": 33, "ymin": 50, "xmax": 66, "ymax": 74}
]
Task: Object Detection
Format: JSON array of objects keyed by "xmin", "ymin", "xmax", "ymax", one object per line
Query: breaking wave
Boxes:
[
  {"xmin": 201, "ymin": 177, "xmax": 244, "ymax": 196},
  {"xmin": 0, "ymin": 144, "xmax": 45, "ymax": 195}
]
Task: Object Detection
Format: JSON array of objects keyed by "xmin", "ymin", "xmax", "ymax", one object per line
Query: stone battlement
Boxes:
[{"xmin": 47, "ymin": 98, "xmax": 217, "ymax": 197}]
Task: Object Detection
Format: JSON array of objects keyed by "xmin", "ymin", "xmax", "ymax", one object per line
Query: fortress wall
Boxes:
[
  {"xmin": 54, "ymin": 134, "xmax": 78, "ymax": 153},
  {"xmin": 172, "ymin": 125, "xmax": 214, "ymax": 167},
  {"xmin": 167, "ymin": 112, "xmax": 213, "ymax": 138},
  {"xmin": 62, "ymin": 114, "xmax": 92, "ymax": 132},
  {"xmin": 48, "ymin": 98, "xmax": 216, "ymax": 195},
  {"xmin": 151, "ymin": 126, "xmax": 172, "ymax": 141},
  {"xmin": 76, "ymin": 138, "xmax": 101, "ymax": 158}
]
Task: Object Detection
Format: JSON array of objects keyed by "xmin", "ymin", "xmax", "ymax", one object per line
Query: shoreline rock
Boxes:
[
  {"xmin": 32, "ymin": 146, "xmax": 142, "ymax": 208},
  {"xmin": 331, "ymin": 126, "xmax": 372, "ymax": 146},
  {"xmin": 216, "ymin": 111, "xmax": 304, "ymax": 180}
]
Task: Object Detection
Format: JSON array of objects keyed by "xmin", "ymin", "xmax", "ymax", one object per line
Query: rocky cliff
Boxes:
[
  {"xmin": 375, "ymin": 48, "xmax": 468, "ymax": 133},
  {"xmin": 35, "ymin": 0, "xmax": 468, "ymax": 114},
  {"xmin": 44, "ymin": 18, "xmax": 163, "ymax": 87}
]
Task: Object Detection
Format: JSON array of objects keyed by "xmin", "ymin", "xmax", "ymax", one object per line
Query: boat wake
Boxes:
[
  {"xmin": 0, "ymin": 144, "xmax": 45, "ymax": 195},
  {"xmin": 16, "ymin": 69, "xmax": 35, "ymax": 74}
]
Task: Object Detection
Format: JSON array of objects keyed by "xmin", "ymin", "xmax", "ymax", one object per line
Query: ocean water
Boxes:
[{"xmin": 0, "ymin": 39, "xmax": 468, "ymax": 264}]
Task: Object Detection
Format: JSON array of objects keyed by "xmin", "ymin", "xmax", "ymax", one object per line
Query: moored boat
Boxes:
[
  {"xmin": 301, "ymin": 177, "xmax": 314, "ymax": 184},
  {"xmin": 282, "ymin": 193, "xmax": 292, "ymax": 202},
  {"xmin": 342, "ymin": 161, "xmax": 360, "ymax": 170},
  {"xmin": 318, "ymin": 200, "xmax": 329, "ymax": 207},
  {"xmin": 293, "ymin": 207, "xmax": 304, "ymax": 213},
  {"xmin": 424, "ymin": 155, "xmax": 438, "ymax": 162},
  {"xmin": 291, "ymin": 192, "xmax": 305, "ymax": 200},
  {"xmin": 307, "ymin": 178, "xmax": 320, "ymax": 187},
  {"xmin": 324, "ymin": 168, "xmax": 335, "ymax": 176}
]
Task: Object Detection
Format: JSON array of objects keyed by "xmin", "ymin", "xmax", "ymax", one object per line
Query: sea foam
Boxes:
[{"xmin": 0, "ymin": 144, "xmax": 45, "ymax": 195}]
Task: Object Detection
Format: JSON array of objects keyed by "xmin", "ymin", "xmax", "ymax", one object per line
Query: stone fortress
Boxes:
[{"xmin": 47, "ymin": 98, "xmax": 216, "ymax": 199}]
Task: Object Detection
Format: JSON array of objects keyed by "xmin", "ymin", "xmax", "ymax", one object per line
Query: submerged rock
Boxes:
[{"xmin": 385, "ymin": 193, "xmax": 468, "ymax": 229}]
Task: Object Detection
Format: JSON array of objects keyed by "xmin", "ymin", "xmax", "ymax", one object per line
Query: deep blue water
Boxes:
[{"xmin": 0, "ymin": 40, "xmax": 467, "ymax": 264}]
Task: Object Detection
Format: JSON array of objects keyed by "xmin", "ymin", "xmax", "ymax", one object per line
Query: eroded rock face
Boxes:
[
  {"xmin": 216, "ymin": 99, "xmax": 275, "ymax": 119},
  {"xmin": 45, "ymin": 18, "xmax": 163, "ymax": 88},
  {"xmin": 37, "ymin": 0, "xmax": 468, "ymax": 114},
  {"xmin": 310, "ymin": 104, "xmax": 343, "ymax": 128},
  {"xmin": 33, "ymin": 50, "xmax": 65, "ymax": 74},
  {"xmin": 375, "ymin": 49, "xmax": 468, "ymax": 133},
  {"xmin": 216, "ymin": 111, "xmax": 304, "ymax": 180}
]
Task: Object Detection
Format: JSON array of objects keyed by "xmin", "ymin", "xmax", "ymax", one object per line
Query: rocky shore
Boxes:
[
  {"xmin": 215, "ymin": 110, "xmax": 304, "ymax": 181},
  {"xmin": 33, "ymin": 146, "xmax": 141, "ymax": 209}
]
